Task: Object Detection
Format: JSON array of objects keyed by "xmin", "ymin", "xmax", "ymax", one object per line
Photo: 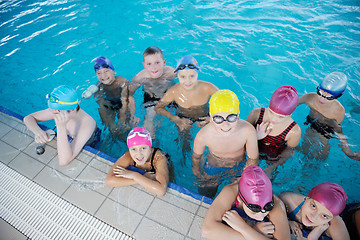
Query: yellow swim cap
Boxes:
[{"xmin": 209, "ymin": 89, "xmax": 240, "ymax": 115}]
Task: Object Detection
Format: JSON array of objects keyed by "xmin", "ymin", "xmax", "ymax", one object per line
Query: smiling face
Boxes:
[
  {"xmin": 301, "ymin": 197, "xmax": 334, "ymax": 227},
  {"xmin": 177, "ymin": 69, "xmax": 198, "ymax": 90},
  {"xmin": 96, "ymin": 68, "xmax": 116, "ymax": 85},
  {"xmin": 129, "ymin": 145, "xmax": 151, "ymax": 166},
  {"xmin": 211, "ymin": 112, "xmax": 238, "ymax": 135},
  {"xmin": 143, "ymin": 53, "xmax": 166, "ymax": 79}
]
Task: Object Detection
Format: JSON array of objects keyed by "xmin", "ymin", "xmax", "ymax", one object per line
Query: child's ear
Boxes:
[
  {"xmin": 142, "ymin": 62, "xmax": 146, "ymax": 68},
  {"xmin": 163, "ymin": 59, "xmax": 167, "ymax": 65}
]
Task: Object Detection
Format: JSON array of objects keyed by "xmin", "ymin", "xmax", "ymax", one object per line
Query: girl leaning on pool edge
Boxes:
[
  {"xmin": 279, "ymin": 182, "xmax": 350, "ymax": 240},
  {"xmin": 202, "ymin": 165, "xmax": 290, "ymax": 240}
]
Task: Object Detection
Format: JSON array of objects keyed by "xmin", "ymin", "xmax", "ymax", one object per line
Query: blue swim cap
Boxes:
[
  {"xmin": 174, "ymin": 55, "xmax": 199, "ymax": 74},
  {"xmin": 94, "ymin": 56, "xmax": 115, "ymax": 72},
  {"xmin": 319, "ymin": 72, "xmax": 347, "ymax": 98},
  {"xmin": 47, "ymin": 85, "xmax": 79, "ymax": 111}
]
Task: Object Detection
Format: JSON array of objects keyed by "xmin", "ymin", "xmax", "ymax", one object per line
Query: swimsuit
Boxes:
[
  {"xmin": 132, "ymin": 148, "xmax": 170, "ymax": 174},
  {"xmin": 143, "ymin": 92, "xmax": 161, "ymax": 108},
  {"xmin": 255, "ymin": 108, "xmax": 297, "ymax": 159},
  {"xmin": 304, "ymin": 115, "xmax": 335, "ymax": 139},
  {"xmin": 288, "ymin": 200, "xmax": 304, "ymax": 221}
]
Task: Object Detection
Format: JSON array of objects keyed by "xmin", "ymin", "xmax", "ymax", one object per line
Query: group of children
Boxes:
[{"xmin": 23, "ymin": 46, "xmax": 359, "ymax": 239}]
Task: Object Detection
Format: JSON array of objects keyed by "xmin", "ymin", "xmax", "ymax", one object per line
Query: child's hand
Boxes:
[
  {"xmin": 34, "ymin": 130, "xmax": 51, "ymax": 144},
  {"xmin": 196, "ymin": 117, "xmax": 210, "ymax": 128},
  {"xmin": 256, "ymin": 122, "xmax": 271, "ymax": 140},
  {"xmin": 289, "ymin": 221, "xmax": 303, "ymax": 238},
  {"xmin": 222, "ymin": 210, "xmax": 247, "ymax": 232},
  {"xmin": 175, "ymin": 118, "xmax": 193, "ymax": 131},
  {"xmin": 113, "ymin": 166, "xmax": 137, "ymax": 179},
  {"xmin": 130, "ymin": 115, "xmax": 140, "ymax": 127},
  {"xmin": 307, "ymin": 223, "xmax": 329, "ymax": 240},
  {"xmin": 54, "ymin": 112, "xmax": 70, "ymax": 127},
  {"xmin": 253, "ymin": 222, "xmax": 275, "ymax": 238}
]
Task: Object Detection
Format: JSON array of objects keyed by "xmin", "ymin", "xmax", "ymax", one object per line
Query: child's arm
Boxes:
[
  {"xmin": 105, "ymin": 152, "xmax": 136, "ymax": 186},
  {"xmin": 202, "ymin": 184, "xmax": 248, "ymax": 240},
  {"xmin": 55, "ymin": 112, "xmax": 96, "ymax": 166},
  {"xmin": 119, "ymin": 77, "xmax": 129, "ymax": 125},
  {"xmin": 154, "ymin": 87, "xmax": 193, "ymax": 130},
  {"xmin": 266, "ymin": 196, "xmax": 292, "ymax": 240},
  {"xmin": 106, "ymin": 151, "xmax": 170, "ymax": 196},
  {"xmin": 127, "ymin": 74, "xmax": 143, "ymax": 125},
  {"xmin": 23, "ymin": 109, "xmax": 54, "ymax": 144},
  {"xmin": 298, "ymin": 93, "xmax": 313, "ymax": 106},
  {"xmin": 244, "ymin": 123, "xmax": 259, "ymax": 167},
  {"xmin": 192, "ymin": 130, "xmax": 207, "ymax": 177}
]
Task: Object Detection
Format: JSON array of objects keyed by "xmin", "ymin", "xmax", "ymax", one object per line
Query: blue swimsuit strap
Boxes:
[{"xmin": 288, "ymin": 200, "xmax": 305, "ymax": 221}]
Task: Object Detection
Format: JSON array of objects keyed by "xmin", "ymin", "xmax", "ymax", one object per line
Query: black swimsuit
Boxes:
[{"xmin": 304, "ymin": 115, "xmax": 335, "ymax": 139}]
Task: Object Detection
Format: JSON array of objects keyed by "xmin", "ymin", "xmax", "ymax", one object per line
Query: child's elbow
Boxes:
[{"xmin": 201, "ymin": 224, "xmax": 212, "ymax": 239}]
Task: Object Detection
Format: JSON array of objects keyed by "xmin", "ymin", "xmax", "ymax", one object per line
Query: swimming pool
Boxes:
[{"xmin": 1, "ymin": 0, "xmax": 359, "ymax": 202}]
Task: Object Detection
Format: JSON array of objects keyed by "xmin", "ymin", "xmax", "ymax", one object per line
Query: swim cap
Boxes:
[
  {"xmin": 47, "ymin": 85, "xmax": 79, "ymax": 111},
  {"xmin": 209, "ymin": 90, "xmax": 240, "ymax": 115},
  {"xmin": 269, "ymin": 86, "xmax": 298, "ymax": 115},
  {"xmin": 94, "ymin": 56, "xmax": 115, "ymax": 72},
  {"xmin": 308, "ymin": 182, "xmax": 347, "ymax": 217},
  {"xmin": 239, "ymin": 165, "xmax": 273, "ymax": 208},
  {"xmin": 127, "ymin": 127, "xmax": 152, "ymax": 148},
  {"xmin": 319, "ymin": 72, "xmax": 347, "ymax": 98},
  {"xmin": 174, "ymin": 55, "xmax": 199, "ymax": 73}
]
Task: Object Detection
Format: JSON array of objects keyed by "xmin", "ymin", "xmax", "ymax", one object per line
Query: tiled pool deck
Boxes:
[{"xmin": 0, "ymin": 111, "xmax": 210, "ymax": 240}]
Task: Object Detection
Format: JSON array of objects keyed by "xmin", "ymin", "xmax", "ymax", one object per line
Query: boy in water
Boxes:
[
  {"xmin": 298, "ymin": 72, "xmax": 359, "ymax": 160},
  {"xmin": 154, "ymin": 55, "xmax": 218, "ymax": 131},
  {"xmin": 24, "ymin": 85, "xmax": 96, "ymax": 166},
  {"xmin": 128, "ymin": 46, "xmax": 177, "ymax": 136},
  {"xmin": 83, "ymin": 56, "xmax": 129, "ymax": 136},
  {"xmin": 192, "ymin": 90, "xmax": 258, "ymax": 198}
]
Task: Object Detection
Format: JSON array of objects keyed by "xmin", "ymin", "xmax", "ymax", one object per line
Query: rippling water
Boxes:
[{"xmin": 1, "ymin": 0, "xmax": 359, "ymax": 201}]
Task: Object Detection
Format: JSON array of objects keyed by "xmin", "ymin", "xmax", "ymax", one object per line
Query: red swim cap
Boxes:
[
  {"xmin": 269, "ymin": 86, "xmax": 299, "ymax": 115},
  {"xmin": 308, "ymin": 182, "xmax": 347, "ymax": 216},
  {"xmin": 239, "ymin": 166, "xmax": 273, "ymax": 209}
]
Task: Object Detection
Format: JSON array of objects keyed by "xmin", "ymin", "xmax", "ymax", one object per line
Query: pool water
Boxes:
[{"xmin": 1, "ymin": 0, "xmax": 359, "ymax": 201}]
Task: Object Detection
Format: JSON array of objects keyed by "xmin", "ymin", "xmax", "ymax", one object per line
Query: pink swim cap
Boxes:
[
  {"xmin": 126, "ymin": 127, "xmax": 152, "ymax": 148},
  {"xmin": 308, "ymin": 182, "xmax": 347, "ymax": 217},
  {"xmin": 239, "ymin": 166, "xmax": 273, "ymax": 208},
  {"xmin": 269, "ymin": 86, "xmax": 299, "ymax": 115}
]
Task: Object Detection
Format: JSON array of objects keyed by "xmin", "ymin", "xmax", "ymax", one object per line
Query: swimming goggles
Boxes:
[
  {"xmin": 212, "ymin": 114, "xmax": 238, "ymax": 124},
  {"xmin": 316, "ymin": 87, "xmax": 339, "ymax": 100},
  {"xmin": 238, "ymin": 190, "xmax": 274, "ymax": 213},
  {"xmin": 46, "ymin": 94, "xmax": 79, "ymax": 105},
  {"xmin": 127, "ymin": 130, "xmax": 150, "ymax": 139},
  {"xmin": 94, "ymin": 63, "xmax": 111, "ymax": 71},
  {"xmin": 174, "ymin": 64, "xmax": 199, "ymax": 72}
]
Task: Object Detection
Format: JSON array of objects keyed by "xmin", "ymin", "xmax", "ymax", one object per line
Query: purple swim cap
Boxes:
[
  {"xmin": 94, "ymin": 56, "xmax": 115, "ymax": 72},
  {"xmin": 308, "ymin": 182, "xmax": 347, "ymax": 217},
  {"xmin": 269, "ymin": 86, "xmax": 299, "ymax": 116},
  {"xmin": 239, "ymin": 166, "xmax": 273, "ymax": 209},
  {"xmin": 127, "ymin": 127, "xmax": 152, "ymax": 149}
]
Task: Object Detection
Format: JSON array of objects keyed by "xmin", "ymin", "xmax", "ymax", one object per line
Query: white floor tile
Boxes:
[
  {"xmin": 2, "ymin": 129, "xmax": 33, "ymax": 151},
  {"xmin": 96, "ymin": 198, "xmax": 143, "ymax": 236},
  {"xmin": 22, "ymin": 141, "xmax": 57, "ymax": 164},
  {"xmin": 134, "ymin": 217, "xmax": 184, "ymax": 240},
  {"xmin": 8, "ymin": 152, "xmax": 45, "ymax": 179},
  {"xmin": 33, "ymin": 166, "xmax": 72, "ymax": 196},
  {"xmin": 0, "ymin": 140, "xmax": 20, "ymax": 164},
  {"xmin": 146, "ymin": 198, "xmax": 195, "ymax": 235},
  {"xmin": 108, "ymin": 187, "xmax": 154, "ymax": 215},
  {"xmin": 62, "ymin": 184, "xmax": 106, "ymax": 215}
]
